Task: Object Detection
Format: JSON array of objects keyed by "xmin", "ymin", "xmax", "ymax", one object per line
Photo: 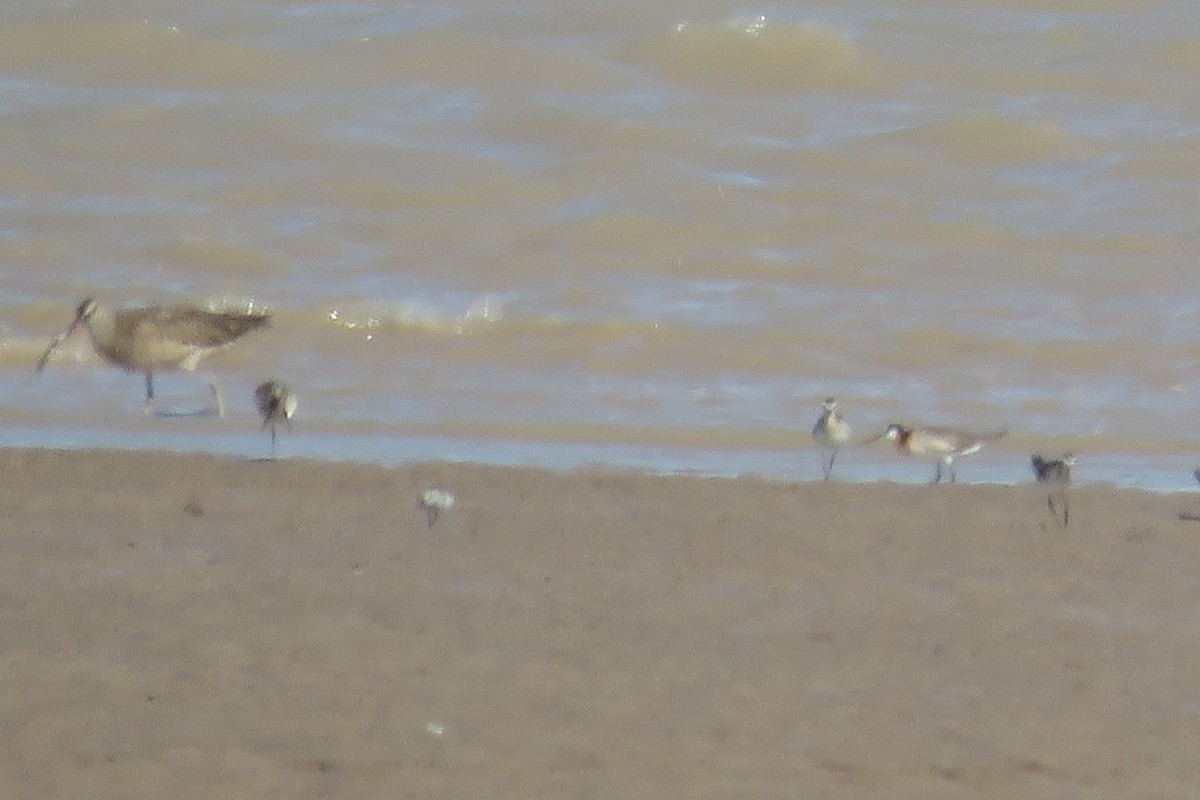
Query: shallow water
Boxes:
[{"xmin": 4, "ymin": 0, "xmax": 1200, "ymax": 489}]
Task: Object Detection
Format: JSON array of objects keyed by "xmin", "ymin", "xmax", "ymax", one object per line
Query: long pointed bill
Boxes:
[
  {"xmin": 35, "ymin": 312, "xmax": 85, "ymax": 374},
  {"xmin": 34, "ymin": 320, "xmax": 77, "ymax": 374},
  {"xmin": 34, "ymin": 334, "xmax": 63, "ymax": 374}
]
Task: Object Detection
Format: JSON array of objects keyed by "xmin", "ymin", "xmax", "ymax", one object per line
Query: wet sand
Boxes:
[{"xmin": 3, "ymin": 447, "xmax": 1200, "ymax": 798}]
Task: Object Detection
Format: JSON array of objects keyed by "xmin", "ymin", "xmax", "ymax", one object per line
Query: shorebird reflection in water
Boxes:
[
  {"xmin": 812, "ymin": 397, "xmax": 851, "ymax": 480},
  {"xmin": 1032, "ymin": 453, "xmax": 1075, "ymax": 527},
  {"xmin": 37, "ymin": 297, "xmax": 270, "ymax": 416},
  {"xmin": 882, "ymin": 423, "xmax": 1006, "ymax": 484},
  {"xmin": 255, "ymin": 380, "xmax": 297, "ymax": 460}
]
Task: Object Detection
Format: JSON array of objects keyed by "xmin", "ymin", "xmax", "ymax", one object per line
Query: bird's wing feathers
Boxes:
[{"xmin": 134, "ymin": 307, "xmax": 271, "ymax": 348}]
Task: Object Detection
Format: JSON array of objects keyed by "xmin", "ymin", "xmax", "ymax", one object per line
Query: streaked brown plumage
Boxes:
[{"xmin": 38, "ymin": 297, "xmax": 270, "ymax": 415}]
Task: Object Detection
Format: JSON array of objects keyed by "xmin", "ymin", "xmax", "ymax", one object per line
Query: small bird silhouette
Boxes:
[
  {"xmin": 254, "ymin": 380, "xmax": 297, "ymax": 459},
  {"xmin": 811, "ymin": 397, "xmax": 851, "ymax": 480},
  {"xmin": 1032, "ymin": 453, "xmax": 1075, "ymax": 527}
]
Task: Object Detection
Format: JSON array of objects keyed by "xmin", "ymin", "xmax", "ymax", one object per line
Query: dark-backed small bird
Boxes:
[
  {"xmin": 37, "ymin": 297, "xmax": 270, "ymax": 416},
  {"xmin": 811, "ymin": 397, "xmax": 852, "ymax": 480},
  {"xmin": 254, "ymin": 380, "xmax": 297, "ymax": 459},
  {"xmin": 1032, "ymin": 453, "xmax": 1075, "ymax": 527},
  {"xmin": 1032, "ymin": 454, "xmax": 1074, "ymax": 485},
  {"xmin": 882, "ymin": 423, "xmax": 1006, "ymax": 484}
]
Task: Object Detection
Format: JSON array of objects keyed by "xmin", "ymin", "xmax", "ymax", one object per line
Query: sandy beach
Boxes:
[{"xmin": 2, "ymin": 447, "xmax": 1200, "ymax": 798}]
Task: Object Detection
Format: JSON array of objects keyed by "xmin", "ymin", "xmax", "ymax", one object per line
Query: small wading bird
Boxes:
[
  {"xmin": 254, "ymin": 380, "xmax": 297, "ymax": 459},
  {"xmin": 419, "ymin": 488, "xmax": 456, "ymax": 528},
  {"xmin": 37, "ymin": 297, "xmax": 270, "ymax": 416},
  {"xmin": 879, "ymin": 423, "xmax": 1007, "ymax": 484},
  {"xmin": 1031, "ymin": 453, "xmax": 1075, "ymax": 527},
  {"xmin": 811, "ymin": 397, "xmax": 852, "ymax": 480}
]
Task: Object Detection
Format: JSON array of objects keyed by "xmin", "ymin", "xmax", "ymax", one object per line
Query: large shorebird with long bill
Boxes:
[{"xmin": 37, "ymin": 297, "xmax": 271, "ymax": 416}]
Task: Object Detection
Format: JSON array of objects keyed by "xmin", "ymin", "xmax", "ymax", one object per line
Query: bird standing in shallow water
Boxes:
[
  {"xmin": 811, "ymin": 397, "xmax": 851, "ymax": 480},
  {"xmin": 37, "ymin": 297, "xmax": 270, "ymax": 416},
  {"xmin": 1032, "ymin": 453, "xmax": 1074, "ymax": 527},
  {"xmin": 881, "ymin": 423, "xmax": 1005, "ymax": 484},
  {"xmin": 254, "ymin": 381, "xmax": 297, "ymax": 460}
]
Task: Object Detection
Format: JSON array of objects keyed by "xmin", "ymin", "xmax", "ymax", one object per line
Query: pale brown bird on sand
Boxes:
[
  {"xmin": 37, "ymin": 297, "xmax": 270, "ymax": 416},
  {"xmin": 254, "ymin": 380, "xmax": 297, "ymax": 459}
]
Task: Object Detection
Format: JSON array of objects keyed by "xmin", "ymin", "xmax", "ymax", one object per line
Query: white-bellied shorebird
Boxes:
[
  {"xmin": 254, "ymin": 380, "xmax": 297, "ymax": 459},
  {"xmin": 881, "ymin": 423, "xmax": 1006, "ymax": 484},
  {"xmin": 1032, "ymin": 453, "xmax": 1075, "ymax": 527},
  {"xmin": 37, "ymin": 297, "xmax": 270, "ymax": 416},
  {"xmin": 419, "ymin": 488, "xmax": 456, "ymax": 528},
  {"xmin": 811, "ymin": 396, "xmax": 851, "ymax": 480}
]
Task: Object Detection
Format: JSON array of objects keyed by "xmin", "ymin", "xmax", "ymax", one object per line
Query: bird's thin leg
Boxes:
[
  {"xmin": 143, "ymin": 373, "xmax": 155, "ymax": 415},
  {"xmin": 1057, "ymin": 488, "xmax": 1070, "ymax": 528},
  {"xmin": 826, "ymin": 448, "xmax": 838, "ymax": 480},
  {"xmin": 208, "ymin": 377, "xmax": 225, "ymax": 417},
  {"xmin": 270, "ymin": 423, "xmax": 277, "ymax": 460},
  {"xmin": 932, "ymin": 462, "xmax": 942, "ymax": 484},
  {"xmin": 948, "ymin": 461, "xmax": 957, "ymax": 484}
]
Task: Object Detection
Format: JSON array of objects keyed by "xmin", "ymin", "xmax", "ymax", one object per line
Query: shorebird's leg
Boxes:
[
  {"xmin": 826, "ymin": 448, "xmax": 838, "ymax": 480},
  {"xmin": 269, "ymin": 423, "xmax": 277, "ymax": 460},
  {"xmin": 143, "ymin": 373, "xmax": 155, "ymax": 415},
  {"xmin": 1051, "ymin": 488, "xmax": 1070, "ymax": 528},
  {"xmin": 208, "ymin": 377, "xmax": 225, "ymax": 417},
  {"xmin": 948, "ymin": 461, "xmax": 957, "ymax": 483},
  {"xmin": 932, "ymin": 461, "xmax": 942, "ymax": 484}
]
